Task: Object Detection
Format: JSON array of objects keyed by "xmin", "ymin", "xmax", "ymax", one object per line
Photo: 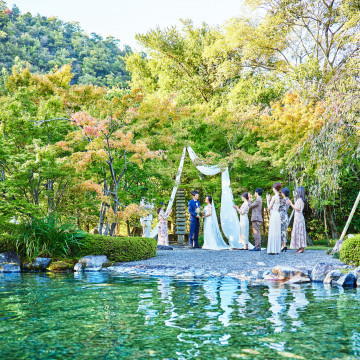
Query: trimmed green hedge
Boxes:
[
  {"xmin": 0, "ymin": 234, "xmax": 17, "ymax": 253},
  {"xmin": 340, "ymin": 235, "xmax": 360, "ymax": 267},
  {"xmin": 0, "ymin": 233, "xmax": 157, "ymax": 263},
  {"xmin": 74, "ymin": 234, "xmax": 157, "ymax": 262}
]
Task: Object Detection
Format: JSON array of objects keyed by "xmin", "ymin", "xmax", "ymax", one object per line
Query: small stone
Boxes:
[
  {"xmin": 323, "ymin": 270, "xmax": 342, "ymax": 285},
  {"xmin": 311, "ymin": 263, "xmax": 335, "ymax": 282},
  {"xmin": 336, "ymin": 273, "xmax": 356, "ymax": 288}
]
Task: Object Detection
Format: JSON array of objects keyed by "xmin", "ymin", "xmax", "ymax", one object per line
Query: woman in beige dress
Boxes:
[
  {"xmin": 158, "ymin": 203, "xmax": 171, "ymax": 246},
  {"xmin": 287, "ymin": 187, "xmax": 307, "ymax": 253}
]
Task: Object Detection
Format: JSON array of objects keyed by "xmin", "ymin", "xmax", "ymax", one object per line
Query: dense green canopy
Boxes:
[{"xmin": 1, "ymin": 0, "xmax": 360, "ymax": 242}]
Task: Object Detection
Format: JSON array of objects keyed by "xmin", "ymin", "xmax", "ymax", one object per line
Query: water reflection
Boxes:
[{"xmin": 0, "ymin": 273, "xmax": 360, "ymax": 359}]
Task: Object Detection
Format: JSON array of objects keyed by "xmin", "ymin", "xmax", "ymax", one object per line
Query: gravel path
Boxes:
[{"xmin": 123, "ymin": 247, "xmax": 343, "ymax": 273}]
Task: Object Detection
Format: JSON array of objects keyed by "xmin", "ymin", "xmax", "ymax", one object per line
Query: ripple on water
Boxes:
[{"xmin": 0, "ymin": 273, "xmax": 359, "ymax": 359}]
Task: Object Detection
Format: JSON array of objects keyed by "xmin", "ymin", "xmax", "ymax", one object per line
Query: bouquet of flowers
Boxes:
[{"xmin": 196, "ymin": 206, "xmax": 205, "ymax": 217}]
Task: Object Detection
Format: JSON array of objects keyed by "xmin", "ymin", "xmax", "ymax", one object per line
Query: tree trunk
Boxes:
[
  {"xmin": 109, "ymin": 222, "xmax": 117, "ymax": 236},
  {"xmin": 326, "ymin": 205, "xmax": 339, "ymax": 239},
  {"xmin": 126, "ymin": 220, "xmax": 131, "ymax": 236},
  {"xmin": 104, "ymin": 223, "xmax": 110, "ymax": 236},
  {"xmin": 98, "ymin": 202, "xmax": 106, "ymax": 235}
]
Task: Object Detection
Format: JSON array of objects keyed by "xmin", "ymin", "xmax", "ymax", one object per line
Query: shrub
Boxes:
[
  {"xmin": 74, "ymin": 234, "xmax": 157, "ymax": 262},
  {"xmin": 14, "ymin": 214, "xmax": 84, "ymax": 260},
  {"xmin": 0, "ymin": 234, "xmax": 17, "ymax": 253},
  {"xmin": 340, "ymin": 235, "xmax": 360, "ymax": 267}
]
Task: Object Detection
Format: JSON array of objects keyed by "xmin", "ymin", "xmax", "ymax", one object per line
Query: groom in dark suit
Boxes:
[{"xmin": 188, "ymin": 190, "xmax": 200, "ymax": 248}]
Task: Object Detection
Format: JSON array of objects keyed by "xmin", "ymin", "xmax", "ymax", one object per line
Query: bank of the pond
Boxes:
[{"xmin": 104, "ymin": 247, "xmax": 360, "ymax": 288}]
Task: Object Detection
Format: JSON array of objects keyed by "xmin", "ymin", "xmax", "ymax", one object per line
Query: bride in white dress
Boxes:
[
  {"xmin": 202, "ymin": 196, "xmax": 231, "ymax": 250},
  {"xmin": 266, "ymin": 183, "xmax": 282, "ymax": 254}
]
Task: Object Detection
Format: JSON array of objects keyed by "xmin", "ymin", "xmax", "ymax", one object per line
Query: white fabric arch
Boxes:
[{"xmin": 149, "ymin": 146, "xmax": 251, "ymax": 249}]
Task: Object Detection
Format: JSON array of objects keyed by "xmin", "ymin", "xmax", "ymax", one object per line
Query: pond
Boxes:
[{"xmin": 0, "ymin": 272, "xmax": 359, "ymax": 359}]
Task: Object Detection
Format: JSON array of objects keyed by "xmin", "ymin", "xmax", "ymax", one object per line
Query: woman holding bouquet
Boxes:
[{"xmin": 287, "ymin": 186, "xmax": 307, "ymax": 253}]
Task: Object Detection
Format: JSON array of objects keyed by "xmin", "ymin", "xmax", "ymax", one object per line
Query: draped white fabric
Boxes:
[
  {"xmin": 150, "ymin": 146, "xmax": 187, "ymax": 238},
  {"xmin": 220, "ymin": 168, "xmax": 241, "ymax": 246},
  {"xmin": 187, "ymin": 146, "xmax": 222, "ymax": 176},
  {"xmin": 221, "ymin": 168, "xmax": 254, "ymax": 249}
]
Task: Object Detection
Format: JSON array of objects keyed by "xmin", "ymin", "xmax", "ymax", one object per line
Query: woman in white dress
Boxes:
[
  {"xmin": 202, "ymin": 196, "xmax": 231, "ymax": 250},
  {"xmin": 233, "ymin": 192, "xmax": 249, "ymax": 250},
  {"xmin": 266, "ymin": 182, "xmax": 282, "ymax": 255}
]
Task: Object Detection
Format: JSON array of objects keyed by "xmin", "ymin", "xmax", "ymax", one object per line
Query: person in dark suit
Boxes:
[{"xmin": 188, "ymin": 190, "xmax": 201, "ymax": 248}]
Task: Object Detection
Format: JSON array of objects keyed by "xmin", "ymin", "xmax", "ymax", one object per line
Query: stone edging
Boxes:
[{"xmin": 103, "ymin": 263, "xmax": 360, "ymax": 288}]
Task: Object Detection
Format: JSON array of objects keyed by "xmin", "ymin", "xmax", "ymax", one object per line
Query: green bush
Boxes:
[
  {"xmin": 74, "ymin": 234, "xmax": 157, "ymax": 262},
  {"xmin": 14, "ymin": 214, "xmax": 84, "ymax": 260},
  {"xmin": 340, "ymin": 235, "xmax": 360, "ymax": 267},
  {"xmin": 0, "ymin": 234, "xmax": 17, "ymax": 253}
]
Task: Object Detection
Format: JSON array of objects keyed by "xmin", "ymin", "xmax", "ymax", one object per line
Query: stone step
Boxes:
[
  {"xmin": 175, "ymin": 231, "xmax": 188, "ymax": 235},
  {"xmin": 175, "ymin": 227, "xmax": 187, "ymax": 231}
]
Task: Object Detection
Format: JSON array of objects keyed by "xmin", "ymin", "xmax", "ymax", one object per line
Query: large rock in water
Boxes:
[
  {"xmin": 323, "ymin": 270, "xmax": 342, "ymax": 285},
  {"xmin": 0, "ymin": 252, "xmax": 21, "ymax": 273},
  {"xmin": 74, "ymin": 255, "xmax": 109, "ymax": 272},
  {"xmin": 311, "ymin": 263, "xmax": 335, "ymax": 282},
  {"xmin": 23, "ymin": 257, "xmax": 52, "ymax": 271},
  {"xmin": 336, "ymin": 272, "xmax": 356, "ymax": 288},
  {"xmin": 265, "ymin": 266, "xmax": 311, "ymax": 283}
]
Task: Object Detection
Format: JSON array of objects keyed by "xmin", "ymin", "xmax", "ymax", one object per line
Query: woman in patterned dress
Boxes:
[
  {"xmin": 287, "ymin": 187, "xmax": 307, "ymax": 253},
  {"xmin": 234, "ymin": 193, "xmax": 250, "ymax": 250},
  {"xmin": 279, "ymin": 187, "xmax": 290, "ymax": 252},
  {"xmin": 157, "ymin": 203, "xmax": 172, "ymax": 246}
]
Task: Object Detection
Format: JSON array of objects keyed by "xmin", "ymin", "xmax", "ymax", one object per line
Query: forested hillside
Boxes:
[{"xmin": 0, "ymin": 1, "xmax": 131, "ymax": 87}]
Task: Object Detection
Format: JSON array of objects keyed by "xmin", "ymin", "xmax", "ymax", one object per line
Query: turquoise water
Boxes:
[{"xmin": 0, "ymin": 273, "xmax": 359, "ymax": 360}]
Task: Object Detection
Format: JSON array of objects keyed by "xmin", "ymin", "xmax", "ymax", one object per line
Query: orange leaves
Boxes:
[
  {"xmin": 260, "ymin": 92, "xmax": 324, "ymax": 149},
  {"xmin": 116, "ymin": 203, "xmax": 146, "ymax": 222},
  {"xmin": 80, "ymin": 180, "xmax": 103, "ymax": 197},
  {"xmin": 56, "ymin": 141, "xmax": 72, "ymax": 152}
]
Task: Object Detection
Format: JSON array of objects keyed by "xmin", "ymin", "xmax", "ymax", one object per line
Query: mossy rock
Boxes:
[
  {"xmin": 340, "ymin": 235, "xmax": 360, "ymax": 267},
  {"xmin": 46, "ymin": 260, "xmax": 75, "ymax": 272}
]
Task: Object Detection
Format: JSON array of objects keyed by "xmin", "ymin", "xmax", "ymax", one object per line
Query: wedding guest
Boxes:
[
  {"xmin": 158, "ymin": 202, "xmax": 172, "ymax": 246},
  {"xmin": 287, "ymin": 186, "xmax": 307, "ymax": 253},
  {"xmin": 234, "ymin": 192, "xmax": 249, "ymax": 250},
  {"xmin": 267, "ymin": 182, "xmax": 282, "ymax": 255},
  {"xmin": 248, "ymin": 188, "xmax": 263, "ymax": 251},
  {"xmin": 279, "ymin": 187, "xmax": 290, "ymax": 252}
]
